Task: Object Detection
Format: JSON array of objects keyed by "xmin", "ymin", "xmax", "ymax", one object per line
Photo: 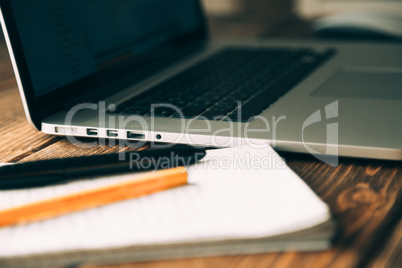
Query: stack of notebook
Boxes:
[{"xmin": 0, "ymin": 145, "xmax": 335, "ymax": 268}]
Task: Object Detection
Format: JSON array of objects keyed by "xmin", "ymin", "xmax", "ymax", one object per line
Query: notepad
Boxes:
[{"xmin": 0, "ymin": 145, "xmax": 335, "ymax": 268}]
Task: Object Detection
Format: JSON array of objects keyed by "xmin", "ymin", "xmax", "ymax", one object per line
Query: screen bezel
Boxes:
[{"xmin": 0, "ymin": 0, "xmax": 208, "ymax": 129}]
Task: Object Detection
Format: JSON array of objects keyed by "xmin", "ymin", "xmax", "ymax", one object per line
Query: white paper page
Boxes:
[{"xmin": 0, "ymin": 145, "xmax": 330, "ymax": 257}]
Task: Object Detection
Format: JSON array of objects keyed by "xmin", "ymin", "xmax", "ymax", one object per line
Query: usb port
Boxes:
[
  {"xmin": 86, "ymin": 128, "xmax": 98, "ymax": 136},
  {"xmin": 127, "ymin": 131, "xmax": 145, "ymax": 139},
  {"xmin": 107, "ymin": 129, "xmax": 118, "ymax": 137},
  {"xmin": 55, "ymin": 127, "xmax": 64, "ymax": 134}
]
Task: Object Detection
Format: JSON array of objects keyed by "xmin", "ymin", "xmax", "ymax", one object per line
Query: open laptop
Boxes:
[{"xmin": 0, "ymin": 0, "xmax": 401, "ymax": 161}]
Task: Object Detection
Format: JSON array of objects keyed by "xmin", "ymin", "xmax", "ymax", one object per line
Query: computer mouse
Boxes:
[{"xmin": 313, "ymin": 11, "xmax": 402, "ymax": 40}]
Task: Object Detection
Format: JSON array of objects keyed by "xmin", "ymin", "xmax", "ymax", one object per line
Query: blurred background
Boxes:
[
  {"xmin": 202, "ymin": 0, "xmax": 402, "ymax": 39},
  {"xmin": 203, "ymin": 0, "xmax": 402, "ymax": 18},
  {"xmin": 202, "ymin": 0, "xmax": 298, "ymax": 38}
]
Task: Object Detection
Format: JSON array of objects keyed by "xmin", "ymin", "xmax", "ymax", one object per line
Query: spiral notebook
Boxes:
[{"xmin": 0, "ymin": 145, "xmax": 335, "ymax": 268}]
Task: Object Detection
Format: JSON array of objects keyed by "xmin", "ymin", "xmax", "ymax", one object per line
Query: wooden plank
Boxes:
[
  {"xmin": 0, "ymin": 82, "xmax": 62, "ymax": 163},
  {"xmin": 367, "ymin": 220, "xmax": 402, "ymax": 268}
]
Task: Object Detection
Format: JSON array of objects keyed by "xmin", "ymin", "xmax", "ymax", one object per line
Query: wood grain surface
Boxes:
[{"xmin": 0, "ymin": 2, "xmax": 400, "ymax": 267}]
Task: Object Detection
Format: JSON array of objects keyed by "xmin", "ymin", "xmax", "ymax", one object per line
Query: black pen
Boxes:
[{"xmin": 0, "ymin": 147, "xmax": 206, "ymax": 190}]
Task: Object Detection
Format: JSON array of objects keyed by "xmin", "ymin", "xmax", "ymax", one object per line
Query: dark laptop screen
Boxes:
[{"xmin": 9, "ymin": 0, "xmax": 202, "ymax": 96}]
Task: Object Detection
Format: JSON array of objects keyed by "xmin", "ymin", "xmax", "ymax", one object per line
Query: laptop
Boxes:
[{"xmin": 0, "ymin": 0, "xmax": 401, "ymax": 161}]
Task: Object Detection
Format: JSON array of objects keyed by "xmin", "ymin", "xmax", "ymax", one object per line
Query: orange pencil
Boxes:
[{"xmin": 0, "ymin": 167, "xmax": 187, "ymax": 228}]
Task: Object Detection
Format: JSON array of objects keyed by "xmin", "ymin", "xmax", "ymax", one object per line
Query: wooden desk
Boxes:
[{"xmin": 0, "ymin": 8, "xmax": 401, "ymax": 268}]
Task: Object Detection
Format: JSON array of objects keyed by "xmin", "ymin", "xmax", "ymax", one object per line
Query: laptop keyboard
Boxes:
[{"xmin": 113, "ymin": 47, "xmax": 335, "ymax": 122}]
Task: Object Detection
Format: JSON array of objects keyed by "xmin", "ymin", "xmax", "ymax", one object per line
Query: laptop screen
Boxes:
[{"xmin": 9, "ymin": 0, "xmax": 202, "ymax": 97}]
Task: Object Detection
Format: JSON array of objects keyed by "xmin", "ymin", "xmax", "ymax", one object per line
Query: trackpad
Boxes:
[{"xmin": 312, "ymin": 68, "xmax": 402, "ymax": 100}]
